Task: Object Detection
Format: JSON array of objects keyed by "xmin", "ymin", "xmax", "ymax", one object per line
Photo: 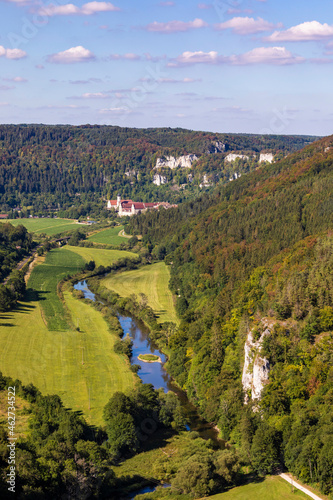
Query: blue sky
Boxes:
[{"xmin": 0, "ymin": 0, "xmax": 333, "ymax": 135}]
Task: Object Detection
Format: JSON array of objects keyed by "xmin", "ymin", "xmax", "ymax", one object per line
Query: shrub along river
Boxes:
[{"xmin": 74, "ymin": 280, "xmax": 223, "ymax": 496}]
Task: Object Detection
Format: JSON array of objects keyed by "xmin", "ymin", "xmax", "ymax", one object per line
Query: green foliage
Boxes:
[
  {"xmin": 103, "ymin": 384, "xmax": 185, "ymax": 459},
  {"xmin": 128, "ymin": 135, "xmax": 333, "ymax": 496},
  {"xmin": 114, "ymin": 335, "xmax": 133, "ymax": 358},
  {"xmin": 0, "ymin": 124, "xmax": 316, "ymax": 214},
  {"xmin": 0, "ymin": 222, "xmax": 33, "ymax": 283}
]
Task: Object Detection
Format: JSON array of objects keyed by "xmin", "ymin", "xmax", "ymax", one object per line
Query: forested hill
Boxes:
[
  {"xmin": 0, "ymin": 124, "xmax": 316, "ymax": 215},
  {"xmin": 129, "ymin": 134, "xmax": 333, "ymax": 496}
]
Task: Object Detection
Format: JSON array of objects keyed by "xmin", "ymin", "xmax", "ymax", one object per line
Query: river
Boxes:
[
  {"xmin": 74, "ymin": 280, "xmax": 222, "ymax": 442},
  {"xmin": 74, "ymin": 280, "xmax": 223, "ymax": 498}
]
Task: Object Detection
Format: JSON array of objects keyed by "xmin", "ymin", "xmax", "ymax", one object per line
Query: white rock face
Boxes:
[
  {"xmin": 259, "ymin": 153, "xmax": 274, "ymax": 163},
  {"xmin": 229, "ymin": 172, "xmax": 241, "ymax": 182},
  {"xmin": 153, "ymin": 174, "xmax": 167, "ymax": 186},
  {"xmin": 325, "ymin": 146, "xmax": 331, "ymax": 152},
  {"xmin": 208, "ymin": 141, "xmax": 225, "ymax": 153},
  {"xmin": 225, "ymin": 153, "xmax": 249, "ymax": 162},
  {"xmin": 125, "ymin": 169, "xmax": 136, "ymax": 177},
  {"xmin": 199, "ymin": 174, "xmax": 211, "ymax": 188},
  {"xmin": 242, "ymin": 325, "xmax": 270, "ymax": 403},
  {"xmin": 155, "ymin": 154, "xmax": 198, "ymax": 169}
]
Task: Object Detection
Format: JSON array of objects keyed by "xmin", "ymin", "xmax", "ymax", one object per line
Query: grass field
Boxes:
[
  {"xmin": 66, "ymin": 245, "xmax": 137, "ymax": 267},
  {"xmin": 0, "ymin": 292, "xmax": 135, "ymax": 425},
  {"xmin": 206, "ymin": 476, "xmax": 310, "ymax": 500},
  {"xmin": 101, "ymin": 262, "xmax": 179, "ymax": 324},
  {"xmin": 87, "ymin": 225, "xmax": 127, "ymax": 246},
  {"xmin": 0, "ymin": 391, "xmax": 30, "ymax": 439},
  {"xmin": 28, "ymin": 248, "xmax": 86, "ymax": 330},
  {"xmin": 1, "ymin": 218, "xmax": 80, "ymax": 235},
  {"xmin": 0, "ymin": 247, "xmax": 139, "ymax": 425}
]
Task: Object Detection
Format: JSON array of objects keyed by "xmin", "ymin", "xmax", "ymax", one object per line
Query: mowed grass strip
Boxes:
[
  {"xmin": 87, "ymin": 225, "xmax": 126, "ymax": 246},
  {"xmin": 2, "ymin": 218, "xmax": 80, "ymax": 236},
  {"xmin": 0, "ymin": 247, "xmax": 139, "ymax": 425},
  {"xmin": 0, "ymin": 294, "xmax": 135, "ymax": 426},
  {"xmin": 101, "ymin": 262, "xmax": 179, "ymax": 325},
  {"xmin": 206, "ymin": 475, "xmax": 309, "ymax": 500},
  {"xmin": 28, "ymin": 248, "xmax": 85, "ymax": 330},
  {"xmin": 66, "ymin": 245, "xmax": 138, "ymax": 267}
]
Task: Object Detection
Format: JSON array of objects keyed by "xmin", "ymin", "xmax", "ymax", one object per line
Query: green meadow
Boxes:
[
  {"xmin": 2, "ymin": 217, "xmax": 80, "ymax": 235},
  {"xmin": 87, "ymin": 225, "xmax": 127, "ymax": 246},
  {"xmin": 28, "ymin": 248, "xmax": 85, "ymax": 330},
  {"xmin": 0, "ymin": 246, "xmax": 137, "ymax": 425},
  {"xmin": 101, "ymin": 262, "xmax": 179, "ymax": 324},
  {"xmin": 66, "ymin": 245, "xmax": 137, "ymax": 268},
  {"xmin": 206, "ymin": 476, "xmax": 310, "ymax": 500}
]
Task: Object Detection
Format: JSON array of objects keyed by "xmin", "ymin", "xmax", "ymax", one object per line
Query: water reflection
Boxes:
[
  {"xmin": 118, "ymin": 314, "xmax": 170, "ymax": 390},
  {"xmin": 74, "ymin": 280, "xmax": 223, "ymax": 444}
]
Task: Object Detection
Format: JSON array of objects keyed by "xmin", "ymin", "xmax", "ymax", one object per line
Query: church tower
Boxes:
[{"xmin": 116, "ymin": 194, "xmax": 121, "ymax": 209}]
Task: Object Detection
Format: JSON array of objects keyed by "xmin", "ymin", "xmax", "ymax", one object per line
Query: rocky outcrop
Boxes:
[
  {"xmin": 229, "ymin": 172, "xmax": 241, "ymax": 182},
  {"xmin": 242, "ymin": 324, "xmax": 270, "ymax": 403},
  {"xmin": 207, "ymin": 141, "xmax": 226, "ymax": 153},
  {"xmin": 153, "ymin": 174, "xmax": 167, "ymax": 186},
  {"xmin": 199, "ymin": 174, "xmax": 211, "ymax": 188},
  {"xmin": 225, "ymin": 153, "xmax": 249, "ymax": 162},
  {"xmin": 155, "ymin": 154, "xmax": 198, "ymax": 169},
  {"xmin": 259, "ymin": 153, "xmax": 274, "ymax": 163}
]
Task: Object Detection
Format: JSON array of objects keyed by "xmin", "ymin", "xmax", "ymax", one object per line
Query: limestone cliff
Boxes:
[
  {"xmin": 153, "ymin": 174, "xmax": 167, "ymax": 186},
  {"xmin": 259, "ymin": 153, "xmax": 274, "ymax": 163},
  {"xmin": 155, "ymin": 154, "xmax": 198, "ymax": 169},
  {"xmin": 242, "ymin": 323, "xmax": 270, "ymax": 403},
  {"xmin": 225, "ymin": 153, "xmax": 249, "ymax": 162}
]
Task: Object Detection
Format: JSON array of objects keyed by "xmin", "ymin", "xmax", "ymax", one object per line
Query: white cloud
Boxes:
[
  {"xmin": 0, "ymin": 85, "xmax": 15, "ymax": 90},
  {"xmin": 140, "ymin": 77, "xmax": 201, "ymax": 83},
  {"xmin": 145, "ymin": 18, "xmax": 207, "ymax": 33},
  {"xmin": 39, "ymin": 1, "xmax": 120, "ymax": 16},
  {"xmin": 3, "ymin": 76, "xmax": 27, "ymax": 82},
  {"xmin": 215, "ymin": 17, "xmax": 278, "ymax": 35},
  {"xmin": 169, "ymin": 50, "xmax": 222, "ymax": 66},
  {"xmin": 197, "ymin": 3, "xmax": 212, "ymax": 9},
  {"xmin": 229, "ymin": 46, "xmax": 304, "ymax": 65},
  {"xmin": 109, "ymin": 53, "xmax": 141, "ymax": 60},
  {"xmin": 99, "ymin": 106, "xmax": 130, "ymax": 114},
  {"xmin": 48, "ymin": 46, "xmax": 95, "ymax": 63},
  {"xmin": 170, "ymin": 47, "xmax": 304, "ymax": 66},
  {"xmin": 266, "ymin": 21, "xmax": 333, "ymax": 42},
  {"xmin": 0, "ymin": 46, "xmax": 27, "ymax": 60},
  {"xmin": 81, "ymin": 92, "xmax": 109, "ymax": 98}
]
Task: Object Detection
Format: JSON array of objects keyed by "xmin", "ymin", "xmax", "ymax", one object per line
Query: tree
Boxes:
[
  {"xmin": 172, "ymin": 454, "xmax": 217, "ymax": 497},
  {"xmin": 251, "ymin": 423, "xmax": 281, "ymax": 475},
  {"xmin": 106, "ymin": 413, "xmax": 138, "ymax": 456}
]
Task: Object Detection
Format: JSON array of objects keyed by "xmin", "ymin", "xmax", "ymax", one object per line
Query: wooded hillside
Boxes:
[
  {"xmin": 129, "ymin": 134, "xmax": 333, "ymax": 496},
  {"xmin": 0, "ymin": 124, "xmax": 316, "ymax": 216}
]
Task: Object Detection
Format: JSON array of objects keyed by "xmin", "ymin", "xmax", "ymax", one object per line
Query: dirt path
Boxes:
[
  {"xmin": 279, "ymin": 473, "xmax": 324, "ymax": 500},
  {"xmin": 24, "ymin": 254, "xmax": 45, "ymax": 284},
  {"xmin": 118, "ymin": 229, "xmax": 132, "ymax": 238}
]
